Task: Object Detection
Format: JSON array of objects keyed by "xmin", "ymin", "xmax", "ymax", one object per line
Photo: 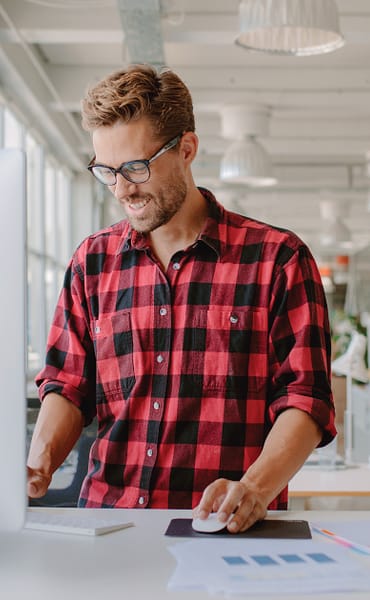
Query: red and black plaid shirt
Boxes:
[{"xmin": 36, "ymin": 188, "xmax": 335, "ymax": 510}]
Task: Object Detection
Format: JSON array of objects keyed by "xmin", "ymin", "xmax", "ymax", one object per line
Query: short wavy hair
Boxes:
[{"xmin": 81, "ymin": 64, "xmax": 195, "ymax": 141}]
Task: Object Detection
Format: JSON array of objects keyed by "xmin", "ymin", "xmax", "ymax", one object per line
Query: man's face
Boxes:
[{"xmin": 92, "ymin": 118, "xmax": 188, "ymax": 233}]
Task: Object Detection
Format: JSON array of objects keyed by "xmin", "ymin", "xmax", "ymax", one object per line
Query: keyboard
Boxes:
[{"xmin": 24, "ymin": 509, "xmax": 134, "ymax": 536}]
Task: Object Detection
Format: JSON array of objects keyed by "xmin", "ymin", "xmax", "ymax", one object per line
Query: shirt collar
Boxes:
[
  {"xmin": 115, "ymin": 226, "xmax": 148, "ymax": 255},
  {"xmin": 197, "ymin": 187, "xmax": 226, "ymax": 258}
]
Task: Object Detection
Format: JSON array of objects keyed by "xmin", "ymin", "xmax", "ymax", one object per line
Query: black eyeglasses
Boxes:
[{"xmin": 88, "ymin": 134, "xmax": 182, "ymax": 186}]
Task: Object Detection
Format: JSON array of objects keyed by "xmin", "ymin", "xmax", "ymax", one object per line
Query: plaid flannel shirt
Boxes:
[{"xmin": 36, "ymin": 188, "xmax": 336, "ymax": 509}]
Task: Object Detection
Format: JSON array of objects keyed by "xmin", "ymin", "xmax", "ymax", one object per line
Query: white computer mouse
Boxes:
[{"xmin": 191, "ymin": 512, "xmax": 228, "ymax": 533}]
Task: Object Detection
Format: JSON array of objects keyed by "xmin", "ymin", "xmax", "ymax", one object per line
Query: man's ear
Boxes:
[{"xmin": 180, "ymin": 131, "xmax": 198, "ymax": 165}]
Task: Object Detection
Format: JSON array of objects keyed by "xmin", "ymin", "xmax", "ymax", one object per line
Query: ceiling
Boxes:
[{"xmin": 1, "ymin": 0, "xmax": 370, "ymax": 257}]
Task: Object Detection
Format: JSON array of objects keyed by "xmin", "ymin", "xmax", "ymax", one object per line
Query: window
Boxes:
[
  {"xmin": 4, "ymin": 107, "xmax": 24, "ymax": 148},
  {"xmin": 0, "ymin": 104, "xmax": 74, "ymax": 390}
]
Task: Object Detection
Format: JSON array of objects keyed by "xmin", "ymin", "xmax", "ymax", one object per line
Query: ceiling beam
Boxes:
[{"xmin": 46, "ymin": 63, "xmax": 370, "ymax": 99}]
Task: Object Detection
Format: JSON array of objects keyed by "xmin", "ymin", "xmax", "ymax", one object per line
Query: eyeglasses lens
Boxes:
[
  {"xmin": 91, "ymin": 166, "xmax": 115, "ymax": 185},
  {"xmin": 123, "ymin": 161, "xmax": 150, "ymax": 183},
  {"xmin": 92, "ymin": 161, "xmax": 150, "ymax": 185}
]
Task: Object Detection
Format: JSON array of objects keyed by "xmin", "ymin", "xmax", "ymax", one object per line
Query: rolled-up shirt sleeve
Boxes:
[
  {"xmin": 267, "ymin": 243, "xmax": 336, "ymax": 445},
  {"xmin": 36, "ymin": 255, "xmax": 97, "ymax": 425}
]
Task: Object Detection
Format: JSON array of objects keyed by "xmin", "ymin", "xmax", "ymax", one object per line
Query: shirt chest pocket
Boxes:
[
  {"xmin": 200, "ymin": 307, "xmax": 268, "ymax": 394},
  {"xmin": 92, "ymin": 312, "xmax": 135, "ymax": 398}
]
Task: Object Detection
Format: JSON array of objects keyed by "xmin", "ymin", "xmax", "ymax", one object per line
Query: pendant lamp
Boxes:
[
  {"xmin": 219, "ymin": 104, "xmax": 277, "ymax": 187},
  {"xmin": 318, "ymin": 198, "xmax": 352, "ymax": 251},
  {"xmin": 220, "ymin": 137, "xmax": 277, "ymax": 187},
  {"xmin": 235, "ymin": 0, "xmax": 345, "ymax": 56}
]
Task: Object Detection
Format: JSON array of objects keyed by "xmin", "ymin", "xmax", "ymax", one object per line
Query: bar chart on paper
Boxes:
[
  {"xmin": 168, "ymin": 538, "xmax": 370, "ymax": 595},
  {"xmin": 221, "ymin": 551, "xmax": 336, "ymax": 566}
]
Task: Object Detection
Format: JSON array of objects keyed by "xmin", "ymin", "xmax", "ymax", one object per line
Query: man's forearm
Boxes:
[
  {"xmin": 241, "ymin": 407, "xmax": 323, "ymax": 506},
  {"xmin": 27, "ymin": 392, "xmax": 84, "ymax": 482}
]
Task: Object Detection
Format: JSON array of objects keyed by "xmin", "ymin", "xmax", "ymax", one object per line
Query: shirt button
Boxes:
[
  {"xmin": 147, "ymin": 448, "xmax": 153, "ymax": 457},
  {"xmin": 173, "ymin": 262, "xmax": 180, "ymax": 270},
  {"xmin": 138, "ymin": 496, "xmax": 145, "ymax": 505},
  {"xmin": 95, "ymin": 325, "xmax": 101, "ymax": 333},
  {"xmin": 159, "ymin": 307, "xmax": 167, "ymax": 316},
  {"xmin": 156, "ymin": 354, "xmax": 164, "ymax": 363},
  {"xmin": 153, "ymin": 401, "xmax": 160, "ymax": 410},
  {"xmin": 230, "ymin": 314, "xmax": 238, "ymax": 324}
]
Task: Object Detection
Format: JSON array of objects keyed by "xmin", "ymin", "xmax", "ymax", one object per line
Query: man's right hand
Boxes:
[
  {"xmin": 27, "ymin": 465, "xmax": 52, "ymax": 498},
  {"xmin": 26, "ymin": 392, "xmax": 84, "ymax": 500}
]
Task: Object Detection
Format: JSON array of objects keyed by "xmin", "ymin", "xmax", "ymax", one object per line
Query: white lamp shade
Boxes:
[
  {"xmin": 220, "ymin": 138, "xmax": 277, "ymax": 187},
  {"xmin": 235, "ymin": 0, "xmax": 345, "ymax": 56},
  {"xmin": 319, "ymin": 217, "xmax": 352, "ymax": 248}
]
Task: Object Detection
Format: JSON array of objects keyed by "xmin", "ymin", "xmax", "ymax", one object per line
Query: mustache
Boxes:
[{"xmin": 124, "ymin": 193, "xmax": 152, "ymax": 202}]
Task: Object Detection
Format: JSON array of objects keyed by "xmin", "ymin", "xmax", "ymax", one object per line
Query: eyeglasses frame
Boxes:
[{"xmin": 87, "ymin": 133, "xmax": 183, "ymax": 186}]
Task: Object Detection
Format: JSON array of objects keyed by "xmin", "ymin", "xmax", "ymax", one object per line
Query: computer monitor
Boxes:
[{"xmin": 0, "ymin": 148, "xmax": 27, "ymax": 531}]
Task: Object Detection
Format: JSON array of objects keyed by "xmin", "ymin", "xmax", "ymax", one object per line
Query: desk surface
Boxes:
[
  {"xmin": 1, "ymin": 508, "xmax": 370, "ymax": 600},
  {"xmin": 289, "ymin": 463, "xmax": 370, "ymax": 497}
]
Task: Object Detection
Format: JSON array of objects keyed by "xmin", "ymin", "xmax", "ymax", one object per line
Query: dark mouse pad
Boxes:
[{"xmin": 165, "ymin": 518, "xmax": 311, "ymax": 539}]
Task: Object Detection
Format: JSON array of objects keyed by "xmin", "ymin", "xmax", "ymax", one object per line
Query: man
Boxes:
[{"xmin": 28, "ymin": 64, "xmax": 336, "ymax": 533}]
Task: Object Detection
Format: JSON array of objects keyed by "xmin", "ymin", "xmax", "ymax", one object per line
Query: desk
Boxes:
[
  {"xmin": 289, "ymin": 463, "xmax": 370, "ymax": 509},
  {"xmin": 1, "ymin": 508, "xmax": 370, "ymax": 600}
]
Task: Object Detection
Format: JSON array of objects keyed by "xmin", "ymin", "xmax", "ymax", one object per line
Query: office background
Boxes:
[{"xmin": 0, "ymin": 0, "xmax": 369, "ymax": 448}]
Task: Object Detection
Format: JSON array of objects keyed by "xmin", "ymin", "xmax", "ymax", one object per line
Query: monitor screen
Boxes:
[{"xmin": 0, "ymin": 148, "xmax": 27, "ymax": 531}]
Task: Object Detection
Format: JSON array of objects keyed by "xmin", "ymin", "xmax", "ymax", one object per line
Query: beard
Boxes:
[{"xmin": 123, "ymin": 173, "xmax": 188, "ymax": 234}]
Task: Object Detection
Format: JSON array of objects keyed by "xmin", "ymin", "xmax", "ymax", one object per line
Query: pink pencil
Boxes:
[{"xmin": 312, "ymin": 526, "xmax": 370, "ymax": 556}]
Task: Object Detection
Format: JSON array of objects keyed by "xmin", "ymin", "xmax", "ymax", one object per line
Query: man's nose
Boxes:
[{"xmin": 113, "ymin": 173, "xmax": 138, "ymax": 199}]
